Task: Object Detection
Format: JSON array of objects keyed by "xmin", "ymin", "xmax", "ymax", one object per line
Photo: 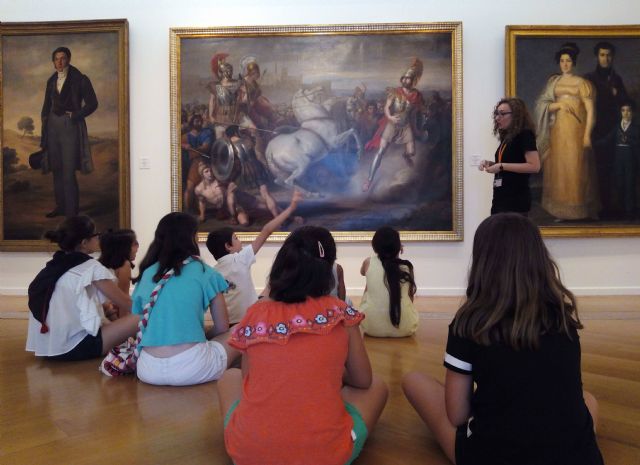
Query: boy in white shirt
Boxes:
[{"xmin": 206, "ymin": 190, "xmax": 302, "ymax": 324}]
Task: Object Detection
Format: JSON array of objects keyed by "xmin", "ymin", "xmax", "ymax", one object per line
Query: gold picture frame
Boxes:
[
  {"xmin": 170, "ymin": 22, "xmax": 463, "ymax": 242},
  {"xmin": 506, "ymin": 25, "xmax": 640, "ymax": 237},
  {"xmin": 0, "ymin": 19, "xmax": 130, "ymax": 251}
]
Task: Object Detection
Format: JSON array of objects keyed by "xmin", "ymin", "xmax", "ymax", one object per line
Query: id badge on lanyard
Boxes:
[{"xmin": 494, "ymin": 142, "xmax": 506, "ymax": 188}]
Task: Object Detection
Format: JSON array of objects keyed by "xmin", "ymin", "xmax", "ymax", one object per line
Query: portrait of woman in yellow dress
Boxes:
[{"xmin": 535, "ymin": 42, "xmax": 600, "ymax": 220}]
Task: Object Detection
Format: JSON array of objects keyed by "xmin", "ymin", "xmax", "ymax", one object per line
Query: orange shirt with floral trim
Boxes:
[{"xmin": 224, "ymin": 295, "xmax": 365, "ymax": 465}]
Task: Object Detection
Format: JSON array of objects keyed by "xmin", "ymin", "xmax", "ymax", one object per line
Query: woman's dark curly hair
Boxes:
[
  {"xmin": 492, "ymin": 97, "xmax": 536, "ymax": 144},
  {"xmin": 555, "ymin": 42, "xmax": 580, "ymax": 65}
]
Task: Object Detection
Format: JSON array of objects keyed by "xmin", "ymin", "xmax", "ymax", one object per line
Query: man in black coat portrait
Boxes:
[
  {"xmin": 40, "ymin": 46, "xmax": 98, "ymax": 218},
  {"xmin": 584, "ymin": 41, "xmax": 628, "ymax": 217}
]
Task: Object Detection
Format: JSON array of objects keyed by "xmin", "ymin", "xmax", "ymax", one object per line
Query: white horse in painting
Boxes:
[{"xmin": 265, "ymin": 87, "xmax": 362, "ymax": 194}]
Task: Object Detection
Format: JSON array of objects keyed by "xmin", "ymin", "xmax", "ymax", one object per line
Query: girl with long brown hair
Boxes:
[
  {"xmin": 402, "ymin": 213, "xmax": 603, "ymax": 465},
  {"xmin": 126, "ymin": 212, "xmax": 239, "ymax": 385}
]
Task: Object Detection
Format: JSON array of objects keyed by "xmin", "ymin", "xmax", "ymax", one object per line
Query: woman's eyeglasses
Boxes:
[{"xmin": 494, "ymin": 111, "xmax": 513, "ymax": 117}]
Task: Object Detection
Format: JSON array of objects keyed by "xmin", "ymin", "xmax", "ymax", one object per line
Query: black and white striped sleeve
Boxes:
[{"xmin": 443, "ymin": 322, "xmax": 474, "ymax": 375}]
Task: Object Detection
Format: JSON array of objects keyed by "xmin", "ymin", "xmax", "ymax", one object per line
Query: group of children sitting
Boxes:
[{"xmin": 25, "ymin": 192, "xmax": 604, "ymax": 465}]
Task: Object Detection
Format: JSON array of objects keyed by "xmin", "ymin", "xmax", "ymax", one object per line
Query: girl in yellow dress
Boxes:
[{"xmin": 359, "ymin": 226, "xmax": 418, "ymax": 337}]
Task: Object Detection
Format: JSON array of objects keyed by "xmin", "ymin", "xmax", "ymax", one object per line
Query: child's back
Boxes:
[
  {"xmin": 359, "ymin": 226, "xmax": 418, "ymax": 337},
  {"xmin": 126, "ymin": 212, "xmax": 238, "ymax": 385},
  {"xmin": 212, "ymin": 239, "xmax": 257, "ymax": 324},
  {"xmin": 217, "ymin": 226, "xmax": 388, "ymax": 465},
  {"xmin": 403, "ymin": 213, "xmax": 603, "ymax": 465},
  {"xmin": 207, "ymin": 190, "xmax": 302, "ymax": 324},
  {"xmin": 360, "ymin": 255, "xmax": 418, "ymax": 337},
  {"xmin": 445, "ymin": 323, "xmax": 600, "ymax": 464},
  {"xmin": 225, "ymin": 295, "xmax": 362, "ymax": 464}
]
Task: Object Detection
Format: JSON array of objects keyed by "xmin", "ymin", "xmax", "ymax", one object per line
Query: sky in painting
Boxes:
[
  {"xmin": 2, "ymin": 32, "xmax": 119, "ymax": 137},
  {"xmin": 180, "ymin": 32, "xmax": 453, "ymax": 106}
]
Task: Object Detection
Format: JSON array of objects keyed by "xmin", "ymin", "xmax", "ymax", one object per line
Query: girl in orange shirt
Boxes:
[{"xmin": 217, "ymin": 226, "xmax": 388, "ymax": 465}]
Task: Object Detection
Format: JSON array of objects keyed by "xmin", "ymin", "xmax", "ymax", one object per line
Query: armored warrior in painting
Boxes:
[
  {"xmin": 208, "ymin": 62, "xmax": 242, "ymax": 139},
  {"xmin": 363, "ymin": 59, "xmax": 425, "ymax": 192}
]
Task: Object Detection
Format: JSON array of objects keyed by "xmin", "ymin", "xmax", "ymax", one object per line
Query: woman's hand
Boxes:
[
  {"xmin": 583, "ymin": 134, "xmax": 592, "ymax": 149},
  {"xmin": 478, "ymin": 159, "xmax": 494, "ymax": 171},
  {"xmin": 485, "ymin": 162, "xmax": 502, "ymax": 174}
]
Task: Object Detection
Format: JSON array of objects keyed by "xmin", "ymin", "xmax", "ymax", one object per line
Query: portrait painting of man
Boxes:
[
  {"xmin": 1, "ymin": 20, "xmax": 129, "ymax": 250},
  {"xmin": 171, "ymin": 23, "xmax": 463, "ymax": 242},
  {"xmin": 40, "ymin": 46, "xmax": 99, "ymax": 219}
]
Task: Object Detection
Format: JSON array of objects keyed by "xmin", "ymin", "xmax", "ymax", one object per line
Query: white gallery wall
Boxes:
[{"xmin": 1, "ymin": 0, "xmax": 638, "ymax": 295}]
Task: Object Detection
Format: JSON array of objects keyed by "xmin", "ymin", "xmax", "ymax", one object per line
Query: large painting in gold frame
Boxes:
[
  {"xmin": 506, "ymin": 25, "xmax": 640, "ymax": 237},
  {"xmin": 170, "ymin": 22, "xmax": 463, "ymax": 242},
  {"xmin": 0, "ymin": 19, "xmax": 130, "ymax": 251}
]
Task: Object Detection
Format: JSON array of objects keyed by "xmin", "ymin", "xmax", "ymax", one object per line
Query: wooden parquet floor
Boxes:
[{"xmin": 1, "ymin": 296, "xmax": 639, "ymax": 464}]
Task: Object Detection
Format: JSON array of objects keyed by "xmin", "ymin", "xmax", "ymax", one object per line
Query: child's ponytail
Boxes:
[{"xmin": 372, "ymin": 227, "xmax": 416, "ymax": 327}]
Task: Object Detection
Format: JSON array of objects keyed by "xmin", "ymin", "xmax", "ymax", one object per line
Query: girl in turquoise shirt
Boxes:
[{"xmin": 132, "ymin": 212, "xmax": 240, "ymax": 386}]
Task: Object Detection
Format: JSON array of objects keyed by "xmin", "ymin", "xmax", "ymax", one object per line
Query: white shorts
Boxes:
[{"xmin": 137, "ymin": 341, "xmax": 227, "ymax": 386}]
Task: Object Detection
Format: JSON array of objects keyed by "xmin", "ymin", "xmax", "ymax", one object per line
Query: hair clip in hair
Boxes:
[{"xmin": 318, "ymin": 241, "xmax": 325, "ymax": 258}]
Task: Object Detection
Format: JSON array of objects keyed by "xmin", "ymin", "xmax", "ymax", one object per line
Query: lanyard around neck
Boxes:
[{"xmin": 497, "ymin": 142, "xmax": 507, "ymax": 164}]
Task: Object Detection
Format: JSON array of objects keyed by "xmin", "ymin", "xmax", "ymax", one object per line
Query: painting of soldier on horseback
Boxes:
[{"xmin": 171, "ymin": 23, "xmax": 462, "ymax": 241}]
